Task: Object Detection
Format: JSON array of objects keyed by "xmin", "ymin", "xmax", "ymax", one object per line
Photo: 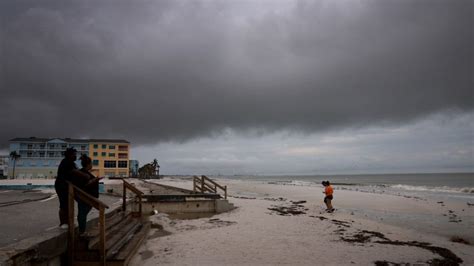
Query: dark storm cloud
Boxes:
[{"xmin": 0, "ymin": 0, "xmax": 472, "ymax": 148}]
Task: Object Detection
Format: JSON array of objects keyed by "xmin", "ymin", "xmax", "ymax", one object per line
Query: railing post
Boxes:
[
  {"xmin": 68, "ymin": 184, "xmax": 75, "ymax": 266},
  {"xmin": 123, "ymin": 181, "xmax": 126, "ymax": 212},
  {"xmin": 193, "ymin": 177, "xmax": 196, "ymax": 192},
  {"xmin": 201, "ymin": 176, "xmax": 204, "ymax": 193},
  {"xmin": 224, "ymin": 186, "xmax": 227, "ymax": 199},
  {"xmin": 138, "ymin": 195, "xmax": 142, "ymax": 217},
  {"xmin": 99, "ymin": 207, "xmax": 106, "ymax": 266}
]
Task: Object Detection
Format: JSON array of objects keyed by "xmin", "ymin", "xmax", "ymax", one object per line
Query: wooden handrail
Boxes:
[
  {"xmin": 67, "ymin": 181, "xmax": 109, "ymax": 266},
  {"xmin": 68, "ymin": 181, "xmax": 109, "ymax": 209},
  {"xmin": 202, "ymin": 175, "xmax": 226, "ymax": 191},
  {"xmin": 202, "ymin": 182, "xmax": 216, "ymax": 193},
  {"xmin": 122, "ymin": 179, "xmax": 144, "ymax": 217},
  {"xmin": 193, "ymin": 175, "xmax": 227, "ymax": 199}
]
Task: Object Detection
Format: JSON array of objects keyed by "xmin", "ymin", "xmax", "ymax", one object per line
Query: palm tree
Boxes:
[{"xmin": 9, "ymin": 151, "xmax": 20, "ymax": 179}]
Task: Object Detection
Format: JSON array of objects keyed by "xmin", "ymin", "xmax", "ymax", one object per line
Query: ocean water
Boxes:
[
  {"xmin": 221, "ymin": 173, "xmax": 474, "ymax": 240},
  {"xmin": 221, "ymin": 173, "xmax": 474, "ymax": 201}
]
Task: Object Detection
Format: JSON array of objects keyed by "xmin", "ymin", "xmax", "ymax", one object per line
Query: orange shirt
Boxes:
[{"xmin": 325, "ymin": 185, "xmax": 333, "ymax": 196}]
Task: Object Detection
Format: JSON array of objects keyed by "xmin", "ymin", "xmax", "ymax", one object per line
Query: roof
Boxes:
[{"xmin": 9, "ymin": 137, "xmax": 129, "ymax": 144}]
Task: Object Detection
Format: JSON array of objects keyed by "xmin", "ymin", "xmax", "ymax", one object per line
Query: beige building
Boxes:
[{"xmin": 89, "ymin": 140, "xmax": 130, "ymax": 177}]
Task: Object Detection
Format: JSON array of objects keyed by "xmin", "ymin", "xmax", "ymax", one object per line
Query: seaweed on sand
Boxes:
[{"xmin": 341, "ymin": 230, "xmax": 463, "ymax": 265}]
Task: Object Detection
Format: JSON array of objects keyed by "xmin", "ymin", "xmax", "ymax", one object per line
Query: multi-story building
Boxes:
[
  {"xmin": 9, "ymin": 137, "xmax": 130, "ymax": 179},
  {"xmin": 129, "ymin": 160, "xmax": 139, "ymax": 177},
  {"xmin": 0, "ymin": 155, "xmax": 8, "ymax": 177},
  {"xmin": 89, "ymin": 140, "xmax": 130, "ymax": 178}
]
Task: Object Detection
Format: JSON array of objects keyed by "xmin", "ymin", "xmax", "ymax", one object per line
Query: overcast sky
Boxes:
[{"xmin": 1, "ymin": 0, "xmax": 472, "ymax": 174}]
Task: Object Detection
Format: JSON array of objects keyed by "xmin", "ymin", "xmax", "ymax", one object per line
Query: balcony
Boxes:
[{"xmin": 118, "ymin": 146, "xmax": 128, "ymax": 151}]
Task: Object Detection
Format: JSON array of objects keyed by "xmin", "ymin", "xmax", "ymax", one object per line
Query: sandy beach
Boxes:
[{"xmin": 130, "ymin": 177, "xmax": 473, "ymax": 265}]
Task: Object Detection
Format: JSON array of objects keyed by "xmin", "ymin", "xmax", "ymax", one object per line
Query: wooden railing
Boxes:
[
  {"xmin": 67, "ymin": 179, "xmax": 144, "ymax": 266},
  {"xmin": 193, "ymin": 175, "xmax": 227, "ymax": 199},
  {"xmin": 122, "ymin": 179, "xmax": 144, "ymax": 217},
  {"xmin": 67, "ymin": 181, "xmax": 109, "ymax": 266}
]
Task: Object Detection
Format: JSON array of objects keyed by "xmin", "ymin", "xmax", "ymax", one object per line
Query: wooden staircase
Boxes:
[
  {"xmin": 73, "ymin": 210, "xmax": 150, "ymax": 266},
  {"xmin": 193, "ymin": 175, "xmax": 227, "ymax": 199},
  {"xmin": 67, "ymin": 179, "xmax": 149, "ymax": 266}
]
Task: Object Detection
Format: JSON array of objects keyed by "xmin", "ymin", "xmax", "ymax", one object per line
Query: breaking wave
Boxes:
[{"xmin": 391, "ymin": 184, "xmax": 474, "ymax": 194}]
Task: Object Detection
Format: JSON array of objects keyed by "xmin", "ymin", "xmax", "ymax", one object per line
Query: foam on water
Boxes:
[{"xmin": 390, "ymin": 184, "xmax": 474, "ymax": 194}]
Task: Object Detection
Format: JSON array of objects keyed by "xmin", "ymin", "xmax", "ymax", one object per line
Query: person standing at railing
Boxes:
[
  {"xmin": 75, "ymin": 154, "xmax": 101, "ymax": 235},
  {"xmin": 55, "ymin": 148, "xmax": 90, "ymax": 229}
]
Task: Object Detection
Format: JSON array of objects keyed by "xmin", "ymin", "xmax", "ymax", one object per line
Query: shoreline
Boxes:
[{"xmin": 130, "ymin": 177, "xmax": 473, "ymax": 265}]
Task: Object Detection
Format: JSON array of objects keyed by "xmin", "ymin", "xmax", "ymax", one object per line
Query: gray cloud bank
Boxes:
[{"xmin": 0, "ymin": 0, "xmax": 472, "ymax": 148}]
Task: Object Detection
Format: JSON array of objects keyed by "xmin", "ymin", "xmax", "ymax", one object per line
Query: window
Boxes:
[
  {"xmin": 43, "ymin": 161, "xmax": 49, "ymax": 166},
  {"xmin": 93, "ymin": 160, "xmax": 99, "ymax": 166},
  {"xmin": 27, "ymin": 152, "xmax": 33, "ymax": 157},
  {"xmin": 102, "ymin": 144, "xmax": 106, "ymax": 149},
  {"xmin": 81, "ymin": 145, "xmax": 86, "ymax": 150},
  {"xmin": 30, "ymin": 160, "xmax": 36, "ymax": 166},
  {"xmin": 48, "ymin": 152, "xmax": 55, "ymax": 157},
  {"xmin": 118, "ymin": 145, "xmax": 128, "ymax": 151},
  {"xmin": 118, "ymin": 153, "xmax": 128, "ymax": 159},
  {"xmin": 39, "ymin": 152, "xmax": 45, "ymax": 157},
  {"xmin": 104, "ymin": 160, "xmax": 117, "ymax": 168},
  {"xmin": 93, "ymin": 152, "xmax": 98, "ymax": 156},
  {"xmin": 109, "ymin": 145, "xmax": 115, "ymax": 149},
  {"xmin": 40, "ymin": 144, "xmax": 45, "ymax": 149},
  {"xmin": 101, "ymin": 152, "xmax": 106, "ymax": 156},
  {"xmin": 93, "ymin": 144, "xmax": 98, "ymax": 149},
  {"xmin": 28, "ymin": 144, "xmax": 33, "ymax": 149},
  {"xmin": 61, "ymin": 144, "xmax": 67, "ymax": 149},
  {"xmin": 118, "ymin": 161, "xmax": 128, "ymax": 168},
  {"xmin": 109, "ymin": 153, "xmax": 115, "ymax": 157}
]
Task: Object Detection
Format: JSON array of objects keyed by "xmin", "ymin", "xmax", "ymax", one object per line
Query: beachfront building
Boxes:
[
  {"xmin": 89, "ymin": 140, "xmax": 130, "ymax": 178},
  {"xmin": 8, "ymin": 137, "xmax": 130, "ymax": 179},
  {"xmin": 129, "ymin": 160, "xmax": 139, "ymax": 177},
  {"xmin": 0, "ymin": 155, "xmax": 8, "ymax": 177},
  {"xmin": 8, "ymin": 137, "xmax": 89, "ymax": 179}
]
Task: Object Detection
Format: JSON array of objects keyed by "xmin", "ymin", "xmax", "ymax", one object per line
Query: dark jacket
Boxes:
[{"xmin": 76, "ymin": 169, "xmax": 99, "ymax": 198}]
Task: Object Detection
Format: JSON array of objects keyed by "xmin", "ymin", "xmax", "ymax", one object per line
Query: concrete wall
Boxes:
[{"xmin": 142, "ymin": 200, "xmax": 216, "ymax": 214}]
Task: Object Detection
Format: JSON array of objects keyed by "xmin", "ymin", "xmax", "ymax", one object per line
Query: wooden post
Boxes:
[
  {"xmin": 68, "ymin": 184, "xmax": 75, "ymax": 266},
  {"xmin": 193, "ymin": 177, "xmax": 196, "ymax": 192},
  {"xmin": 201, "ymin": 176, "xmax": 204, "ymax": 193},
  {"xmin": 224, "ymin": 186, "xmax": 227, "ymax": 199},
  {"xmin": 122, "ymin": 181, "xmax": 126, "ymax": 212},
  {"xmin": 138, "ymin": 195, "xmax": 142, "ymax": 217},
  {"xmin": 99, "ymin": 207, "xmax": 106, "ymax": 266}
]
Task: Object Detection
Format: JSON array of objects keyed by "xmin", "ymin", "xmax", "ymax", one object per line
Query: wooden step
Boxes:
[
  {"xmin": 104, "ymin": 219, "xmax": 142, "ymax": 256},
  {"xmin": 83, "ymin": 210, "xmax": 129, "ymax": 240},
  {"xmin": 88, "ymin": 214, "xmax": 134, "ymax": 250},
  {"xmin": 74, "ymin": 220, "xmax": 150, "ymax": 266},
  {"xmin": 108, "ymin": 221, "xmax": 151, "ymax": 266},
  {"xmin": 75, "ymin": 212, "xmax": 132, "ymax": 260},
  {"xmin": 88, "ymin": 215, "xmax": 136, "ymax": 250}
]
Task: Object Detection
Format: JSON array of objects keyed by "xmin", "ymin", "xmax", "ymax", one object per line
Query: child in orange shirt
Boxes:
[{"xmin": 322, "ymin": 181, "xmax": 334, "ymax": 213}]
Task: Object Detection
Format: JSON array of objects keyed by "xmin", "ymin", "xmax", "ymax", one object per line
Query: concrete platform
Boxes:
[
  {"xmin": 0, "ymin": 189, "xmax": 122, "ymax": 248},
  {"xmin": 0, "ymin": 178, "xmax": 234, "ymax": 265}
]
